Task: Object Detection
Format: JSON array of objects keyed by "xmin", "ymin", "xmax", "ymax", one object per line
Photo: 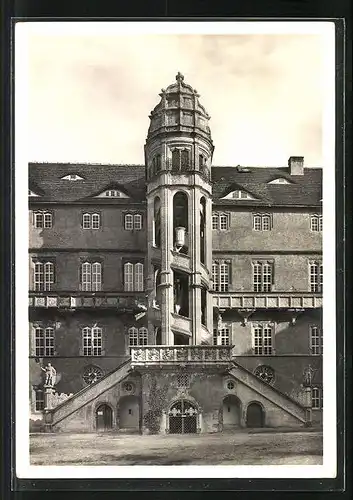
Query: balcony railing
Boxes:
[
  {"xmin": 171, "ymin": 313, "xmax": 192, "ymax": 335},
  {"xmin": 130, "ymin": 345, "xmax": 233, "ymax": 366},
  {"xmin": 28, "ymin": 292, "xmax": 147, "ymax": 312},
  {"xmin": 212, "ymin": 292, "xmax": 322, "ymax": 309}
]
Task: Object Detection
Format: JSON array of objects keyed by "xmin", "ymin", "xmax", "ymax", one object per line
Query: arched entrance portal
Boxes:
[
  {"xmin": 118, "ymin": 395, "xmax": 140, "ymax": 430},
  {"xmin": 246, "ymin": 402, "xmax": 265, "ymax": 428},
  {"xmin": 222, "ymin": 395, "xmax": 241, "ymax": 429},
  {"xmin": 168, "ymin": 400, "xmax": 198, "ymax": 434},
  {"xmin": 95, "ymin": 404, "xmax": 113, "ymax": 431}
]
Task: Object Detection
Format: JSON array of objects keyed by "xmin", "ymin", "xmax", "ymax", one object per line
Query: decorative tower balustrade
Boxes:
[{"xmin": 145, "ymin": 73, "xmax": 214, "ymax": 347}]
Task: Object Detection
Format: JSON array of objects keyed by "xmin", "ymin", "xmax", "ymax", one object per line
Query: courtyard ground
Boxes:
[{"xmin": 30, "ymin": 429, "xmax": 323, "ymax": 466}]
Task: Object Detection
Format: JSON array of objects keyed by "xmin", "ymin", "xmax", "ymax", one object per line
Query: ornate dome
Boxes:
[{"xmin": 147, "ymin": 72, "xmax": 213, "ymax": 144}]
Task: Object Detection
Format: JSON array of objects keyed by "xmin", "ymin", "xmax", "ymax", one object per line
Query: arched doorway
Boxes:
[
  {"xmin": 222, "ymin": 395, "xmax": 241, "ymax": 429},
  {"xmin": 168, "ymin": 399, "xmax": 198, "ymax": 434},
  {"xmin": 95, "ymin": 404, "xmax": 113, "ymax": 431},
  {"xmin": 246, "ymin": 402, "xmax": 265, "ymax": 428},
  {"xmin": 118, "ymin": 395, "xmax": 140, "ymax": 430}
]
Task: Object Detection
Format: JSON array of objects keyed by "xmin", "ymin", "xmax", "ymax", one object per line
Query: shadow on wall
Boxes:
[{"xmin": 222, "ymin": 308, "xmax": 323, "ymax": 402}]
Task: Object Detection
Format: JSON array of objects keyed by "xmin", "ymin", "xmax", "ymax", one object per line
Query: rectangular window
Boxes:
[
  {"xmin": 35, "ymin": 389, "xmax": 45, "ymax": 411},
  {"xmin": 310, "ymin": 215, "xmax": 323, "ymax": 232},
  {"xmin": 124, "ymin": 262, "xmax": 144, "ymax": 292},
  {"xmin": 82, "ymin": 326, "xmax": 102, "ymax": 356},
  {"xmin": 212, "ymin": 262, "xmax": 230, "ymax": 292},
  {"xmin": 212, "ymin": 214, "xmax": 219, "ymax": 230},
  {"xmin": 83, "ymin": 213, "xmax": 101, "ymax": 229},
  {"xmin": 219, "ymin": 214, "xmax": 229, "ymax": 230},
  {"xmin": 310, "ymin": 325, "xmax": 323, "ymax": 355},
  {"xmin": 310, "ymin": 262, "xmax": 323, "ymax": 292},
  {"xmin": 253, "ymin": 324, "xmax": 273, "ymax": 355},
  {"xmin": 82, "ymin": 213, "xmax": 91, "ymax": 229},
  {"xmin": 213, "ymin": 327, "xmax": 230, "ymax": 346},
  {"xmin": 128, "ymin": 327, "xmax": 148, "ymax": 347},
  {"xmin": 34, "ymin": 327, "xmax": 55, "ymax": 357},
  {"xmin": 312, "ymin": 387, "xmax": 323, "ymax": 409},
  {"xmin": 33, "ymin": 262, "xmax": 54, "ymax": 291},
  {"xmin": 124, "ymin": 214, "xmax": 134, "ymax": 230},
  {"xmin": 33, "ymin": 211, "xmax": 52, "ymax": 229},
  {"xmin": 81, "ymin": 262, "xmax": 102, "ymax": 291},
  {"xmin": 133, "ymin": 214, "xmax": 142, "ymax": 230},
  {"xmin": 253, "ymin": 214, "xmax": 271, "ymax": 231},
  {"xmin": 253, "ymin": 262, "xmax": 273, "ymax": 292}
]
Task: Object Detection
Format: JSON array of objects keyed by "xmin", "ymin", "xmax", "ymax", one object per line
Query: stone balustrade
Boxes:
[
  {"xmin": 213, "ymin": 292, "xmax": 322, "ymax": 310},
  {"xmin": 28, "ymin": 292, "xmax": 147, "ymax": 311},
  {"xmin": 130, "ymin": 345, "xmax": 233, "ymax": 366}
]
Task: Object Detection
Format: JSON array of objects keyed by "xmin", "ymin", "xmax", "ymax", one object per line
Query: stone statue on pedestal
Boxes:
[
  {"xmin": 303, "ymin": 365, "xmax": 314, "ymax": 387},
  {"xmin": 41, "ymin": 362, "xmax": 56, "ymax": 387}
]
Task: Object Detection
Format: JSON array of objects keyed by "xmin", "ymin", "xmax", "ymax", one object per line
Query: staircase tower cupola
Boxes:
[{"xmin": 145, "ymin": 72, "xmax": 214, "ymax": 346}]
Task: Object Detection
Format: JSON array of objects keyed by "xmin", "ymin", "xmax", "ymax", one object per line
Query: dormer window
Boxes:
[
  {"xmin": 61, "ymin": 174, "xmax": 84, "ymax": 181},
  {"xmin": 95, "ymin": 189, "xmax": 129, "ymax": 198},
  {"xmin": 268, "ymin": 178, "xmax": 292, "ymax": 185},
  {"xmin": 28, "ymin": 190, "xmax": 40, "ymax": 197},
  {"xmin": 222, "ymin": 190, "xmax": 257, "ymax": 200},
  {"xmin": 106, "ymin": 190, "xmax": 121, "ymax": 197}
]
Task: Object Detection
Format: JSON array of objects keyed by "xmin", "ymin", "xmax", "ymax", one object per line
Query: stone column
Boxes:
[{"xmin": 160, "ymin": 188, "xmax": 173, "ymax": 345}]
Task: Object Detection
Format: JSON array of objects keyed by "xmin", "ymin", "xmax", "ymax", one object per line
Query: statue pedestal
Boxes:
[{"xmin": 44, "ymin": 385, "xmax": 54, "ymax": 410}]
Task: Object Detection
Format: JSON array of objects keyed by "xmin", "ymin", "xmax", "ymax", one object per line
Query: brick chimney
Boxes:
[{"xmin": 288, "ymin": 156, "xmax": 304, "ymax": 175}]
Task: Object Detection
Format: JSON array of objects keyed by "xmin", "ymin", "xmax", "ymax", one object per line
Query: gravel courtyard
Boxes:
[{"xmin": 30, "ymin": 429, "xmax": 323, "ymax": 466}]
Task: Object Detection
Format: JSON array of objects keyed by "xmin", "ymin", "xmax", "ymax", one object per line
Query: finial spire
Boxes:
[{"xmin": 176, "ymin": 71, "xmax": 184, "ymax": 82}]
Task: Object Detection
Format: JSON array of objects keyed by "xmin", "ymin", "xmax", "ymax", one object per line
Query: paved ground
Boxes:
[{"xmin": 30, "ymin": 429, "xmax": 323, "ymax": 465}]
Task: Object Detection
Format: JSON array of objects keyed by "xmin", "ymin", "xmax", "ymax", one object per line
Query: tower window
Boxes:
[{"xmin": 172, "ymin": 149, "xmax": 190, "ymax": 172}]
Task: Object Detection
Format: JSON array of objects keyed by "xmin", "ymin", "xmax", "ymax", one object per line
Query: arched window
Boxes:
[
  {"xmin": 82, "ymin": 326, "xmax": 103, "ymax": 356},
  {"xmin": 33, "ymin": 261, "xmax": 55, "ymax": 291},
  {"xmin": 81, "ymin": 262, "xmax": 102, "ymax": 291},
  {"xmin": 212, "ymin": 261, "xmax": 231, "ymax": 292},
  {"xmin": 154, "ymin": 197, "xmax": 161, "ymax": 247},
  {"xmin": 124, "ymin": 214, "xmax": 134, "ymax": 231},
  {"xmin": 124, "ymin": 262, "xmax": 144, "ymax": 292},
  {"xmin": 172, "ymin": 149, "xmax": 190, "ymax": 172},
  {"xmin": 128, "ymin": 327, "xmax": 148, "ymax": 347},
  {"xmin": 91, "ymin": 213, "xmax": 100, "ymax": 229},
  {"xmin": 34, "ymin": 326, "xmax": 55, "ymax": 357},
  {"xmin": 200, "ymin": 197, "xmax": 206, "ymax": 264}
]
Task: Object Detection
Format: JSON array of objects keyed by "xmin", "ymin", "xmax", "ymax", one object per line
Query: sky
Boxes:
[{"xmin": 23, "ymin": 24, "xmax": 329, "ymax": 167}]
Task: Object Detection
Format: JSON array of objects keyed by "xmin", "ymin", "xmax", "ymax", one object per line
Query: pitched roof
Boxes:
[
  {"xmin": 28, "ymin": 163, "xmax": 322, "ymax": 207},
  {"xmin": 28, "ymin": 163, "xmax": 146, "ymax": 203},
  {"xmin": 211, "ymin": 166, "xmax": 322, "ymax": 207}
]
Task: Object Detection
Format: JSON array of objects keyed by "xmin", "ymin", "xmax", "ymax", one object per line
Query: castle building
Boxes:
[{"xmin": 28, "ymin": 73, "xmax": 323, "ymax": 434}]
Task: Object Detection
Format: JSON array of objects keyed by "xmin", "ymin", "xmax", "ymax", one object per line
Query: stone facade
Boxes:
[{"xmin": 29, "ymin": 73, "xmax": 323, "ymax": 432}]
